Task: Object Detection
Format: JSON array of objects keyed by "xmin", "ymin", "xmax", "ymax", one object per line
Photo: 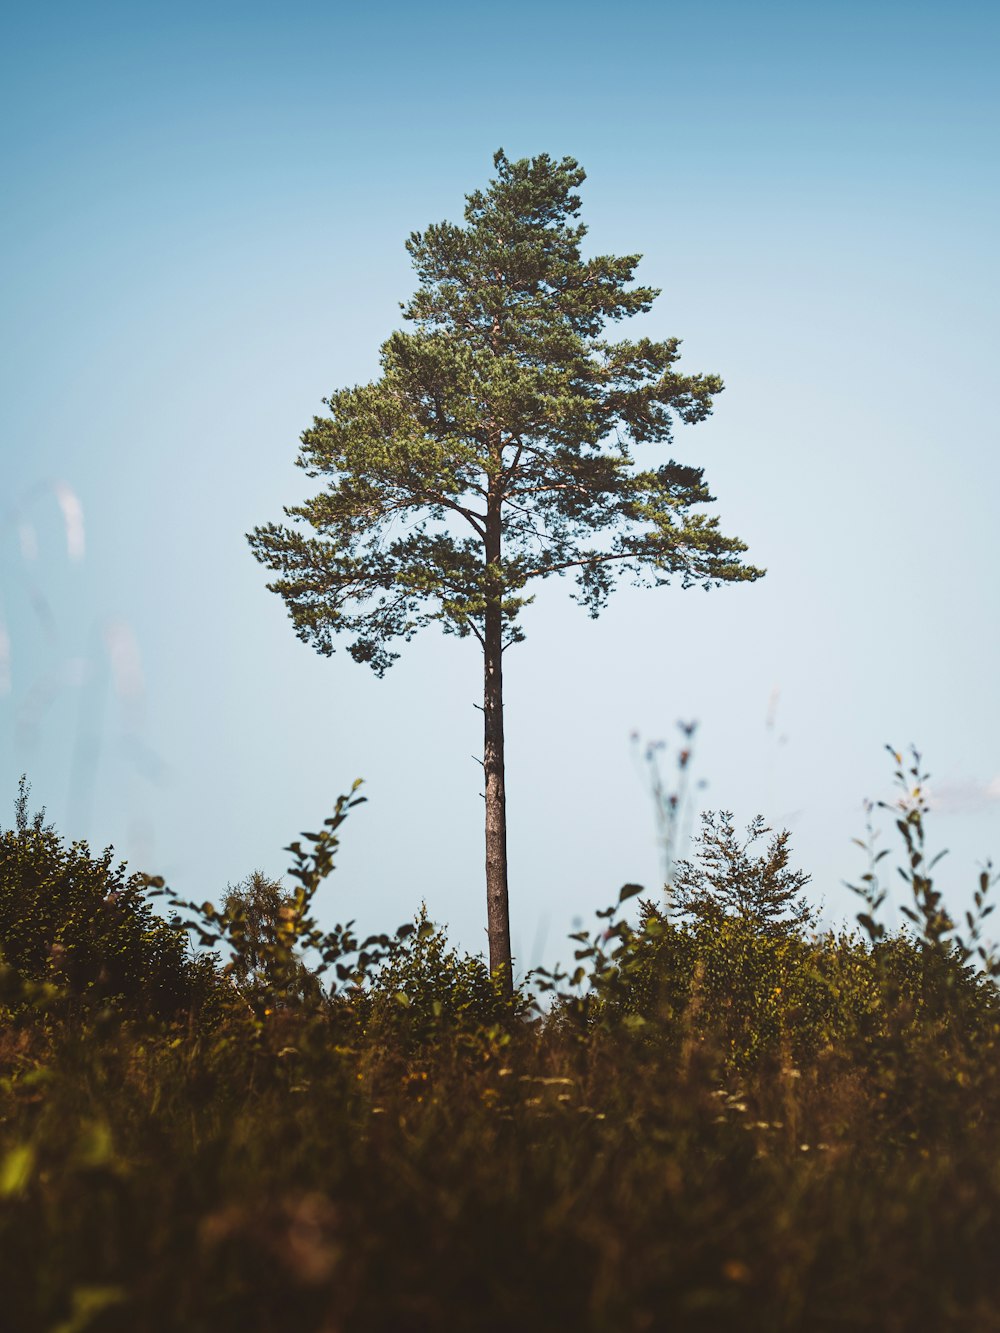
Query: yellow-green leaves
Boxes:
[{"xmin": 0, "ymin": 1142, "xmax": 34, "ymax": 1197}]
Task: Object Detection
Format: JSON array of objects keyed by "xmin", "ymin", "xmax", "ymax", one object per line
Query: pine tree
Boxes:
[
  {"xmin": 248, "ymin": 151, "xmax": 763, "ymax": 993},
  {"xmin": 673, "ymin": 812, "xmax": 815, "ymax": 938}
]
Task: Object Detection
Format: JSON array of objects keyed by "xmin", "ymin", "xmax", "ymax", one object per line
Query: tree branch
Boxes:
[
  {"xmin": 379, "ymin": 485, "xmax": 486, "ymax": 539},
  {"xmin": 521, "ymin": 548, "xmax": 651, "ymax": 580},
  {"xmin": 427, "ymin": 491, "xmax": 487, "ymax": 538},
  {"xmin": 501, "ymin": 436, "xmax": 525, "ymax": 486}
]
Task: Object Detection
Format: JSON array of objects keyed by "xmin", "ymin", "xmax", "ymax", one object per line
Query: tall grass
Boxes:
[{"xmin": 2, "ymin": 751, "xmax": 1000, "ymax": 1331}]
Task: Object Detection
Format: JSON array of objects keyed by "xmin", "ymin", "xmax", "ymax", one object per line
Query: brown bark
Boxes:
[{"xmin": 483, "ymin": 495, "xmax": 513, "ymax": 998}]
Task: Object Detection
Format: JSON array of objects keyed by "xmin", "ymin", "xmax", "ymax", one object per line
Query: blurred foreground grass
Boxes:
[{"xmin": 2, "ymin": 756, "xmax": 1000, "ymax": 1332}]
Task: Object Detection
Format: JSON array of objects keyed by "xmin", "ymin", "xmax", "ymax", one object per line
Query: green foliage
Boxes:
[
  {"xmin": 361, "ymin": 906, "xmax": 528, "ymax": 1049},
  {"xmin": 162, "ymin": 782, "xmax": 398, "ymax": 1021},
  {"xmin": 850, "ymin": 746, "xmax": 1000, "ymax": 971},
  {"xmin": 248, "ymin": 150, "xmax": 762, "ymax": 674},
  {"xmin": 160, "ymin": 787, "xmax": 530, "ymax": 1037},
  {"xmin": 220, "ymin": 870, "xmax": 322, "ymax": 1007},
  {"xmin": 609, "ymin": 909, "xmax": 872, "ymax": 1068},
  {"xmin": 0, "ymin": 779, "xmax": 213, "ymax": 1020},
  {"xmin": 4, "ymin": 751, "xmax": 1000, "ymax": 1331},
  {"xmin": 539, "ymin": 758, "xmax": 1000, "ymax": 1101},
  {"xmin": 673, "ymin": 811, "xmax": 817, "ymax": 938}
]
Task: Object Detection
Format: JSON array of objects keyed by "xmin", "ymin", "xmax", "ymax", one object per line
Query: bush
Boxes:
[
  {"xmin": 610, "ymin": 906, "xmax": 880, "ymax": 1070},
  {"xmin": 0, "ymin": 778, "xmax": 216, "ymax": 1020},
  {"xmin": 573, "ymin": 784, "xmax": 1000, "ymax": 1085},
  {"xmin": 360, "ymin": 906, "xmax": 527, "ymax": 1049}
]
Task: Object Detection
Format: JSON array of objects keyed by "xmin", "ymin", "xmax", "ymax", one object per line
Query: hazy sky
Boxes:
[{"xmin": 2, "ymin": 0, "xmax": 998, "ymax": 974}]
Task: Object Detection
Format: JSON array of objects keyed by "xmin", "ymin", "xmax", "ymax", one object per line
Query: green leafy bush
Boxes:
[
  {"xmin": 361, "ymin": 905, "xmax": 528, "ymax": 1049},
  {"xmin": 0, "ymin": 779, "xmax": 214, "ymax": 1020},
  {"xmin": 608, "ymin": 908, "xmax": 877, "ymax": 1069}
]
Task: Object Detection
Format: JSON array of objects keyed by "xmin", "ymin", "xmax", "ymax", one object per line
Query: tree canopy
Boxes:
[{"xmin": 248, "ymin": 150, "xmax": 763, "ymax": 674}]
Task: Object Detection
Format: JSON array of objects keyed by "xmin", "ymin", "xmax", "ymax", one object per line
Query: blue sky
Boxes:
[{"xmin": 2, "ymin": 0, "xmax": 998, "ymax": 973}]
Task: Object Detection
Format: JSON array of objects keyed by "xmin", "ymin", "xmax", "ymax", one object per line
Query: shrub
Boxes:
[
  {"xmin": 0, "ymin": 778, "xmax": 216, "ymax": 1020},
  {"xmin": 361, "ymin": 906, "xmax": 527, "ymax": 1049}
]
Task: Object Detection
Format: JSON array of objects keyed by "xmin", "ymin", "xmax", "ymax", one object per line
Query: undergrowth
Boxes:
[{"xmin": 2, "ymin": 750, "xmax": 1000, "ymax": 1332}]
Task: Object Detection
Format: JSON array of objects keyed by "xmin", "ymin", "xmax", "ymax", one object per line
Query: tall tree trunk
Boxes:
[
  {"xmin": 483, "ymin": 596, "xmax": 512, "ymax": 996},
  {"xmin": 483, "ymin": 501, "xmax": 513, "ymax": 997}
]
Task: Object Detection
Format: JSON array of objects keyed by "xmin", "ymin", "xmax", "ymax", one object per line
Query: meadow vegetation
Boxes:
[{"xmin": 2, "ymin": 751, "xmax": 1000, "ymax": 1332}]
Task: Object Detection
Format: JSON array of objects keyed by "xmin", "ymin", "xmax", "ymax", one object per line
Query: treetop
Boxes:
[{"xmin": 248, "ymin": 150, "xmax": 763, "ymax": 674}]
